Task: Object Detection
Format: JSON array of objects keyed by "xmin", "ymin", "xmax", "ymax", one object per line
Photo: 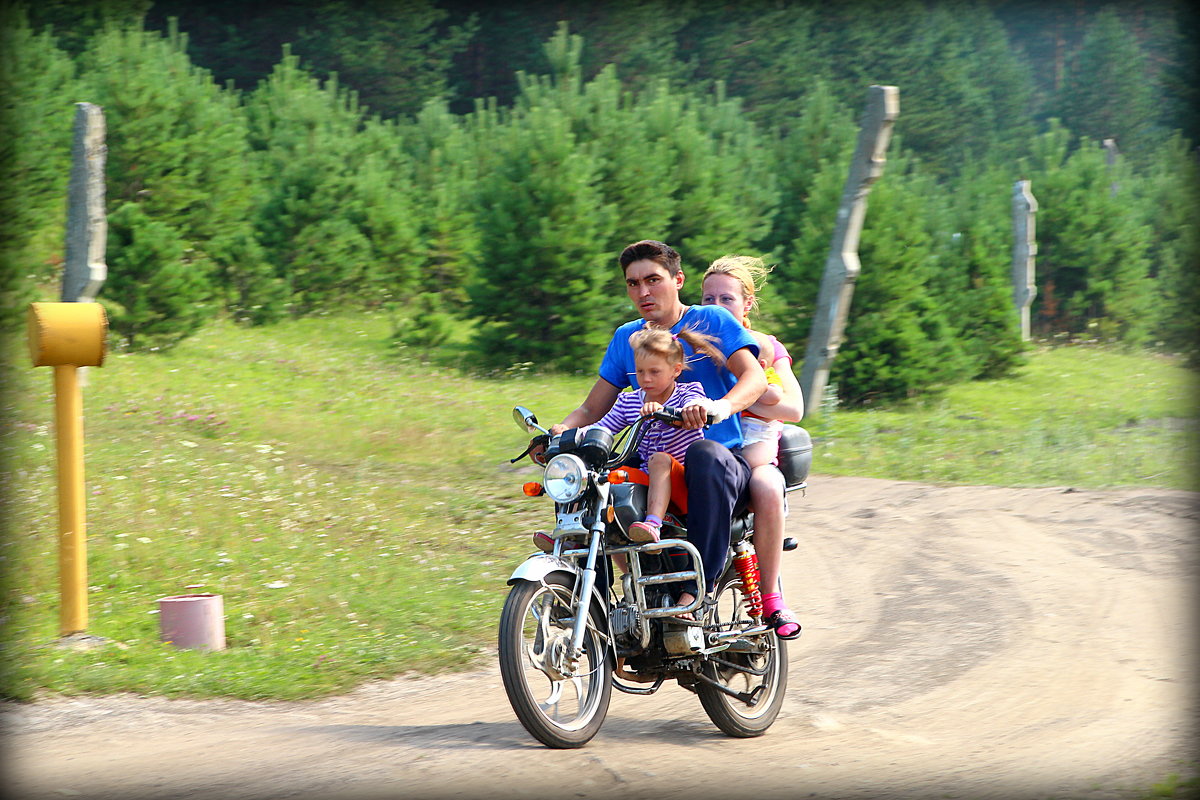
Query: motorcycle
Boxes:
[{"xmin": 499, "ymin": 404, "xmax": 812, "ymax": 748}]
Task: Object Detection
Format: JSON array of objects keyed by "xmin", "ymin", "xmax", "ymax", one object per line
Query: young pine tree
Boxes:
[
  {"xmin": 465, "ymin": 101, "xmax": 617, "ymax": 372},
  {"xmin": 76, "ymin": 20, "xmax": 267, "ymax": 337},
  {"xmin": 103, "ymin": 202, "xmax": 210, "ymax": 349},
  {"xmin": 1055, "ymin": 8, "xmax": 1160, "ymax": 159}
]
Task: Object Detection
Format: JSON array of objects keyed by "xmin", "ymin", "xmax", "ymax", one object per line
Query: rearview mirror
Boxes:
[{"xmin": 512, "ymin": 406, "xmax": 545, "ymax": 434}]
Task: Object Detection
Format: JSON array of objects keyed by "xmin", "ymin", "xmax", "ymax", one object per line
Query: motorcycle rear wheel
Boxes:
[
  {"xmin": 498, "ymin": 575, "xmax": 612, "ymax": 748},
  {"xmin": 697, "ymin": 572, "xmax": 788, "ymax": 737}
]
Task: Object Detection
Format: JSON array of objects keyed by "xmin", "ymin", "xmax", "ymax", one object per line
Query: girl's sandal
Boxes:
[
  {"xmin": 627, "ymin": 521, "xmax": 661, "ymax": 543},
  {"xmin": 765, "ymin": 608, "xmax": 802, "ymax": 640}
]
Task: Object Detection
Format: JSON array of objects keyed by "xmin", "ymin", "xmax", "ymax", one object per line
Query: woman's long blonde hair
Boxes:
[
  {"xmin": 702, "ymin": 255, "xmax": 773, "ymax": 328},
  {"xmin": 629, "ymin": 324, "xmax": 725, "ymax": 368}
]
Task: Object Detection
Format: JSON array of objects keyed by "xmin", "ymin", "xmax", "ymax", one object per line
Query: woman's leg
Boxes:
[
  {"xmin": 750, "ymin": 464, "xmax": 801, "ymax": 638},
  {"xmin": 749, "ymin": 464, "xmax": 785, "ymax": 594}
]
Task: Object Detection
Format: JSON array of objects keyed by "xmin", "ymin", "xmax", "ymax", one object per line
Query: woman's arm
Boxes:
[{"xmin": 746, "ymin": 355, "xmax": 803, "ymax": 422}]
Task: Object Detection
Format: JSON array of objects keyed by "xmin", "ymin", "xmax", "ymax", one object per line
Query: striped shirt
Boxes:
[{"xmin": 588, "ymin": 381, "xmax": 709, "ymax": 467}]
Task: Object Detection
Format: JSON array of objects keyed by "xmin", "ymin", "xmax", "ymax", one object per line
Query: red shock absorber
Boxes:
[{"xmin": 732, "ymin": 540, "xmax": 764, "ymax": 620}]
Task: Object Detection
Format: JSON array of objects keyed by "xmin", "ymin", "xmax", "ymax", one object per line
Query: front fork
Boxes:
[{"xmin": 568, "ymin": 482, "xmax": 610, "ymax": 663}]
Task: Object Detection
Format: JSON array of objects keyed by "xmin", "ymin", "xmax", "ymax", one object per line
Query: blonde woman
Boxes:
[{"xmin": 701, "ymin": 255, "xmax": 803, "ymax": 639}]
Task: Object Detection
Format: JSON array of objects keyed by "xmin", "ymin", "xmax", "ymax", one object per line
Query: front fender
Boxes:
[
  {"xmin": 507, "ymin": 554, "xmax": 607, "ymax": 609},
  {"xmin": 507, "ymin": 554, "xmax": 578, "ymax": 586}
]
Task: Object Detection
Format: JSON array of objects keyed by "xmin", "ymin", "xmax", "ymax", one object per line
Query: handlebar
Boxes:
[
  {"xmin": 605, "ymin": 405, "xmax": 714, "ymax": 469},
  {"xmin": 514, "ymin": 405, "xmax": 715, "ymax": 467}
]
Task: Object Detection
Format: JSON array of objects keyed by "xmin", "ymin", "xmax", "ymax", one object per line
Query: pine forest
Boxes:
[{"xmin": 1, "ymin": 0, "xmax": 1196, "ymax": 405}]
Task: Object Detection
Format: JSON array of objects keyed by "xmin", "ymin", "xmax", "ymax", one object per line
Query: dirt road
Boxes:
[{"xmin": 5, "ymin": 476, "xmax": 1196, "ymax": 800}]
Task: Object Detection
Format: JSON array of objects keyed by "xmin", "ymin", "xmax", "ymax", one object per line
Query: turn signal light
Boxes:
[
  {"xmin": 608, "ymin": 470, "xmax": 627, "ymax": 484},
  {"xmin": 522, "ymin": 482, "xmax": 544, "ymax": 497}
]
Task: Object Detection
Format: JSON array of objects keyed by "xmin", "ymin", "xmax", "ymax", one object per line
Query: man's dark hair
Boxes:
[{"xmin": 619, "ymin": 240, "xmax": 681, "ymax": 276}]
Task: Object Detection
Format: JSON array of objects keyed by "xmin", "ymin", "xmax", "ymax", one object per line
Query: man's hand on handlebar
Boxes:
[
  {"xmin": 530, "ymin": 423, "xmax": 569, "ymax": 465},
  {"xmin": 679, "ymin": 401, "xmax": 709, "ymax": 429}
]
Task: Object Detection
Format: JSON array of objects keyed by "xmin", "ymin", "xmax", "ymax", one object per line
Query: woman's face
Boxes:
[{"xmin": 701, "ymin": 273, "xmax": 751, "ymax": 324}]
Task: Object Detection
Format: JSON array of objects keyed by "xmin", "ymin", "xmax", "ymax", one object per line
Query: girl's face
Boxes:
[
  {"xmin": 635, "ymin": 352, "xmax": 684, "ymax": 396},
  {"xmin": 701, "ymin": 273, "xmax": 752, "ymax": 324}
]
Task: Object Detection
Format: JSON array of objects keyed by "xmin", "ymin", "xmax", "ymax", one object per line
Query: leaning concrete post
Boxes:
[
  {"xmin": 799, "ymin": 85, "xmax": 898, "ymax": 416},
  {"xmin": 62, "ymin": 102, "xmax": 107, "ymax": 304},
  {"xmin": 1012, "ymin": 180, "xmax": 1037, "ymax": 341}
]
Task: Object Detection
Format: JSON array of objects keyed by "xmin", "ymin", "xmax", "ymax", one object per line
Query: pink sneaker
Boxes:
[{"xmin": 627, "ymin": 521, "xmax": 661, "ymax": 543}]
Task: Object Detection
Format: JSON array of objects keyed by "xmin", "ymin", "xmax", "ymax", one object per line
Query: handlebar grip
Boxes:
[{"xmin": 652, "ymin": 406, "xmax": 716, "ymax": 426}]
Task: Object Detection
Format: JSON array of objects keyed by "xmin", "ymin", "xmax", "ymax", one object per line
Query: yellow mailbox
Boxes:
[{"xmin": 28, "ymin": 301, "xmax": 108, "ymax": 636}]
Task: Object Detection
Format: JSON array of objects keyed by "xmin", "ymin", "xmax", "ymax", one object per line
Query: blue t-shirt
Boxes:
[{"xmin": 597, "ymin": 305, "xmax": 758, "ymax": 448}]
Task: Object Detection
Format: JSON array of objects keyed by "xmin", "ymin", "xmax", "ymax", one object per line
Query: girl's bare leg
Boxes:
[{"xmin": 645, "ymin": 451, "xmax": 672, "ymax": 520}]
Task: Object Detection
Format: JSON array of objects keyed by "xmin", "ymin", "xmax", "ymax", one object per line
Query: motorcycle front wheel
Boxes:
[
  {"xmin": 697, "ymin": 572, "xmax": 789, "ymax": 737},
  {"xmin": 498, "ymin": 575, "xmax": 612, "ymax": 748}
]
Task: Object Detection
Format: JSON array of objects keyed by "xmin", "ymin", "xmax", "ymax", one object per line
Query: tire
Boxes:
[
  {"xmin": 498, "ymin": 575, "xmax": 612, "ymax": 748},
  {"xmin": 697, "ymin": 572, "xmax": 788, "ymax": 737}
]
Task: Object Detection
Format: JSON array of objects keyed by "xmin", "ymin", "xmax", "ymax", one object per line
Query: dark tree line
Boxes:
[{"xmin": 2, "ymin": 0, "xmax": 1196, "ymax": 406}]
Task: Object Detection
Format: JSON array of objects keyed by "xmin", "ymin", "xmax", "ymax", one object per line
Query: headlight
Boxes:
[{"xmin": 543, "ymin": 453, "xmax": 588, "ymax": 503}]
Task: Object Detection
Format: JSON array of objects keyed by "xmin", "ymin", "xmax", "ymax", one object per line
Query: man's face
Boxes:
[{"xmin": 624, "ymin": 259, "xmax": 684, "ymax": 326}]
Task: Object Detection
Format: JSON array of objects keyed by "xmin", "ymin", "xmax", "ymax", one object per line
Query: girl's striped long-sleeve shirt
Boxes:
[{"xmin": 587, "ymin": 381, "xmax": 709, "ymax": 467}]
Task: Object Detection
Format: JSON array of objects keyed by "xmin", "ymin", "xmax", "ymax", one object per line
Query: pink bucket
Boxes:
[{"xmin": 158, "ymin": 593, "xmax": 226, "ymax": 651}]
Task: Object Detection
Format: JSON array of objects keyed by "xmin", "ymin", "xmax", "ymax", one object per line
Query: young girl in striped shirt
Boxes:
[{"xmin": 597, "ymin": 325, "xmax": 724, "ymax": 544}]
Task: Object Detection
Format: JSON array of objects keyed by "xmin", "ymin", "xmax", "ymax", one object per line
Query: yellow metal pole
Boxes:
[{"xmin": 54, "ymin": 364, "xmax": 88, "ymax": 635}]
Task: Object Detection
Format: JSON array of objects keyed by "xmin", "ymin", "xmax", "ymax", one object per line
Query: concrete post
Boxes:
[
  {"xmin": 62, "ymin": 103, "xmax": 107, "ymax": 304},
  {"xmin": 1012, "ymin": 180, "xmax": 1038, "ymax": 341},
  {"xmin": 1103, "ymin": 138, "xmax": 1120, "ymax": 197},
  {"xmin": 799, "ymin": 85, "xmax": 899, "ymax": 417}
]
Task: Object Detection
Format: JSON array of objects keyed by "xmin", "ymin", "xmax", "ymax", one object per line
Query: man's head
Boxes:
[
  {"xmin": 619, "ymin": 240, "xmax": 682, "ymax": 276},
  {"xmin": 620, "ymin": 240, "xmax": 686, "ymax": 326}
]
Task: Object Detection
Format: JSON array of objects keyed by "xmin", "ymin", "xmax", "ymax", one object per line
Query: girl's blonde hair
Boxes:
[
  {"xmin": 702, "ymin": 255, "xmax": 774, "ymax": 326},
  {"xmin": 629, "ymin": 324, "xmax": 725, "ymax": 369}
]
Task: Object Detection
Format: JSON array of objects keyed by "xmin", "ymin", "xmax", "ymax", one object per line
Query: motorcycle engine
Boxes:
[{"xmin": 610, "ymin": 602, "xmax": 642, "ymax": 653}]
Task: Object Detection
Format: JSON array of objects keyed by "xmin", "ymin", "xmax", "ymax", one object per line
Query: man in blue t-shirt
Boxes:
[{"xmin": 550, "ymin": 239, "xmax": 767, "ymax": 611}]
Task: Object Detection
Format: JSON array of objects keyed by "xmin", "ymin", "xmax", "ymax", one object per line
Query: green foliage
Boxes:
[
  {"xmin": 1056, "ymin": 8, "xmax": 1161, "ymax": 157},
  {"xmin": 75, "ymin": 19, "xmax": 262, "ymax": 344},
  {"xmin": 832, "ymin": 157, "xmax": 973, "ymax": 406},
  {"xmin": 103, "ymin": 201, "xmax": 211, "ymax": 349},
  {"xmin": 287, "ymin": 0, "xmax": 475, "ymax": 119},
  {"xmin": 931, "ymin": 164, "xmax": 1028, "ymax": 378},
  {"xmin": 0, "ymin": 8, "xmax": 78, "ymax": 330},
  {"xmin": 810, "ymin": 0, "xmax": 1036, "ymax": 176},
  {"xmin": 1133, "ymin": 133, "xmax": 1200, "ymax": 361},
  {"xmin": 1022, "ymin": 121, "xmax": 1156, "ymax": 345},
  {"xmin": 465, "ymin": 97, "xmax": 617, "ymax": 371},
  {"xmin": 681, "ymin": 0, "xmax": 828, "ymax": 129},
  {"xmin": 1, "ymin": 1, "xmax": 1194, "ymax": 406},
  {"xmin": 244, "ymin": 48, "xmax": 423, "ymax": 314}
]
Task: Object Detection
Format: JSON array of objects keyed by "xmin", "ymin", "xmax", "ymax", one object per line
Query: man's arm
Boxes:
[
  {"xmin": 552, "ymin": 378, "xmax": 621, "ymax": 435},
  {"xmin": 680, "ymin": 347, "xmax": 767, "ymax": 429}
]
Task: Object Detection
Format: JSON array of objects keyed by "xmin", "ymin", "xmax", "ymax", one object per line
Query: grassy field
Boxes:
[{"xmin": 1, "ymin": 311, "xmax": 1196, "ymax": 702}]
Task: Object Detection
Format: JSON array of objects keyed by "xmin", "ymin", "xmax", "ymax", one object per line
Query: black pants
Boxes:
[{"xmin": 679, "ymin": 439, "xmax": 752, "ymax": 597}]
